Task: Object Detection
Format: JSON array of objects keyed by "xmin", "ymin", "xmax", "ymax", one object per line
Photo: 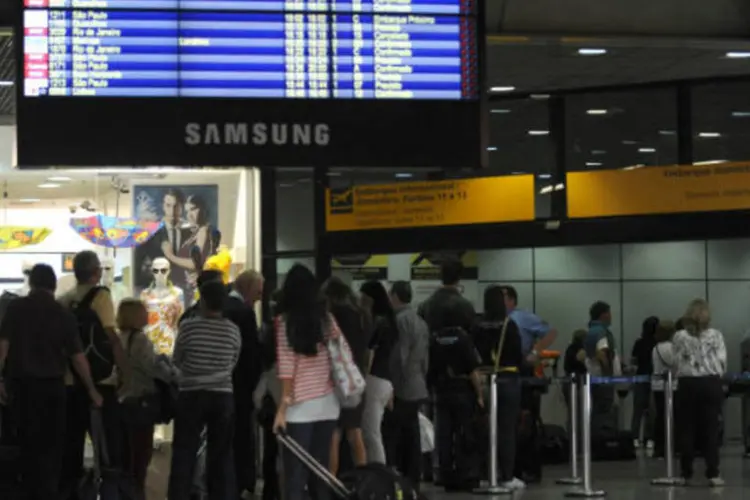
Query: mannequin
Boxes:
[
  {"xmin": 140, "ymin": 257, "xmax": 184, "ymax": 356},
  {"xmin": 100, "ymin": 256, "xmax": 128, "ymax": 307}
]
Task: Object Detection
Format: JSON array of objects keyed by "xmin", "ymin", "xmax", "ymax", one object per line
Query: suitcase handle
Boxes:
[{"xmin": 276, "ymin": 429, "xmax": 352, "ymax": 499}]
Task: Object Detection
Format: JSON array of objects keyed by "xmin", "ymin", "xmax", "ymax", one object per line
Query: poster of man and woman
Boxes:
[{"xmin": 132, "ymin": 184, "xmax": 219, "ymax": 299}]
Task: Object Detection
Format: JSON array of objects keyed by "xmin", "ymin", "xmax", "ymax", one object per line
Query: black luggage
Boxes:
[
  {"xmin": 590, "ymin": 404, "xmax": 635, "ymax": 461},
  {"xmin": 541, "ymin": 424, "xmax": 569, "ymax": 465},
  {"xmin": 277, "ymin": 429, "xmax": 422, "ymax": 500}
]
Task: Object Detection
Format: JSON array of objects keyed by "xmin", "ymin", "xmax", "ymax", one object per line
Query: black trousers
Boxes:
[
  {"xmin": 15, "ymin": 378, "xmax": 66, "ymax": 500},
  {"xmin": 60, "ymin": 384, "xmax": 122, "ymax": 500},
  {"xmin": 435, "ymin": 384, "xmax": 479, "ymax": 489},
  {"xmin": 261, "ymin": 423, "xmax": 279, "ymax": 500},
  {"xmin": 233, "ymin": 393, "xmax": 256, "ymax": 496},
  {"xmin": 676, "ymin": 377, "xmax": 723, "ymax": 480},
  {"xmin": 168, "ymin": 391, "xmax": 235, "ymax": 500},
  {"xmin": 383, "ymin": 398, "xmax": 422, "ymax": 488}
]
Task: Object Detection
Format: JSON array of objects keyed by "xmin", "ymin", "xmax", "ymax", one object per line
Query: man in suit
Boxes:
[{"xmin": 135, "ymin": 188, "xmax": 191, "ymax": 291}]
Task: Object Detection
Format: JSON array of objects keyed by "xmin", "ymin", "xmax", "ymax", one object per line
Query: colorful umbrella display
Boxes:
[
  {"xmin": 70, "ymin": 215, "xmax": 163, "ymax": 248},
  {"xmin": 0, "ymin": 226, "xmax": 52, "ymax": 250}
]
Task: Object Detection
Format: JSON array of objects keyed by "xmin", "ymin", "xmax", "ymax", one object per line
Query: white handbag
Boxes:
[{"xmin": 327, "ymin": 332, "xmax": 366, "ymax": 408}]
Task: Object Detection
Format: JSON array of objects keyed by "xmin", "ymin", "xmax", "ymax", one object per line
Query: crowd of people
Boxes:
[
  {"xmin": 0, "ymin": 249, "xmax": 731, "ymax": 500},
  {"xmin": 563, "ymin": 298, "xmax": 728, "ymax": 487}
]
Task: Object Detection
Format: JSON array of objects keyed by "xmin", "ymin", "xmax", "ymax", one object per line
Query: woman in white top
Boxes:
[
  {"xmin": 672, "ymin": 299, "xmax": 726, "ymax": 487},
  {"xmin": 651, "ymin": 320, "xmax": 677, "ymax": 459}
]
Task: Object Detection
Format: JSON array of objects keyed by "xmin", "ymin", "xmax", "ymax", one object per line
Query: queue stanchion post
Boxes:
[
  {"xmin": 473, "ymin": 373, "xmax": 511, "ymax": 495},
  {"xmin": 651, "ymin": 371, "xmax": 681, "ymax": 486},
  {"xmin": 557, "ymin": 375, "xmax": 582, "ymax": 485},
  {"xmin": 564, "ymin": 373, "xmax": 606, "ymax": 498}
]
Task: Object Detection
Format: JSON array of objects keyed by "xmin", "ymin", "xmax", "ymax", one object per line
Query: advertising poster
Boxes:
[
  {"xmin": 331, "ymin": 254, "xmax": 389, "ymax": 293},
  {"xmin": 132, "ymin": 185, "xmax": 219, "ymax": 298},
  {"xmin": 410, "ymin": 251, "xmax": 478, "ymax": 308}
]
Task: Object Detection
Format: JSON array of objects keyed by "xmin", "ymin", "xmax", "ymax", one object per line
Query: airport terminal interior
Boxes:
[{"xmin": 3, "ymin": 0, "xmax": 750, "ymax": 499}]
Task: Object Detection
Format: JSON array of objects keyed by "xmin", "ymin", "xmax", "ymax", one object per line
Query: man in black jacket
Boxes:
[{"xmin": 227, "ymin": 270, "xmax": 264, "ymax": 499}]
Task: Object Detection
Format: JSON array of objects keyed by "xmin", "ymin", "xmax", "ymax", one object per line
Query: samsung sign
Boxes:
[{"xmin": 184, "ymin": 122, "xmax": 331, "ymax": 147}]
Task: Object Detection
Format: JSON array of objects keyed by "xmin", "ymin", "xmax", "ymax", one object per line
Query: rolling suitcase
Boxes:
[{"xmin": 276, "ymin": 430, "xmax": 421, "ymax": 500}]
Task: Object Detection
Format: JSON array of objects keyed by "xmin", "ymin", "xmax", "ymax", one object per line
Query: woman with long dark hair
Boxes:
[
  {"xmin": 322, "ymin": 277, "xmax": 370, "ymax": 473},
  {"xmin": 273, "ymin": 264, "xmax": 353, "ymax": 500},
  {"xmin": 630, "ymin": 316, "xmax": 658, "ymax": 449},
  {"xmin": 672, "ymin": 299, "xmax": 726, "ymax": 487},
  {"xmin": 358, "ymin": 280, "xmax": 398, "ymax": 464},
  {"xmin": 472, "ymin": 285, "xmax": 525, "ymax": 490}
]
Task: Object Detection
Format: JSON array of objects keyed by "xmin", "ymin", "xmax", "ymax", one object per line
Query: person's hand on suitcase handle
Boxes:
[
  {"xmin": 88, "ymin": 388, "xmax": 104, "ymax": 408},
  {"xmin": 273, "ymin": 403, "xmax": 287, "ymax": 433}
]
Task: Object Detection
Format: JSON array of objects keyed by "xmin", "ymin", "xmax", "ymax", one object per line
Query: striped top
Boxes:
[
  {"xmin": 276, "ymin": 314, "xmax": 343, "ymax": 404},
  {"xmin": 174, "ymin": 317, "xmax": 241, "ymax": 393}
]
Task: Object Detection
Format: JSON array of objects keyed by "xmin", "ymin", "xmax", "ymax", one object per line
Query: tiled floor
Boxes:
[{"xmin": 144, "ymin": 447, "xmax": 750, "ymax": 500}]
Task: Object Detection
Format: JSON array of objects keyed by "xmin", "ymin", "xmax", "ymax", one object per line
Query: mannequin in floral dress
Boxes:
[{"xmin": 140, "ymin": 257, "xmax": 184, "ymax": 356}]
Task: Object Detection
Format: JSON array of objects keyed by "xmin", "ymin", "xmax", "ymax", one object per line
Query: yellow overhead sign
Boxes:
[
  {"xmin": 326, "ymin": 175, "xmax": 535, "ymax": 232},
  {"xmin": 567, "ymin": 163, "xmax": 750, "ymax": 218}
]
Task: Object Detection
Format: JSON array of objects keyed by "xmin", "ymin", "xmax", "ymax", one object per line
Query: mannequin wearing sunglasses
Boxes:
[
  {"xmin": 100, "ymin": 257, "xmax": 128, "ymax": 308},
  {"xmin": 140, "ymin": 258, "xmax": 184, "ymax": 357}
]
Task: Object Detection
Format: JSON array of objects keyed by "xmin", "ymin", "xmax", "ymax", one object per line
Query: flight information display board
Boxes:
[{"xmin": 16, "ymin": 0, "xmax": 485, "ymax": 168}]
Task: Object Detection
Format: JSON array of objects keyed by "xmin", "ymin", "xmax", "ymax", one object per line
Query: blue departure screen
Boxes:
[{"xmin": 22, "ymin": 0, "xmax": 479, "ymax": 99}]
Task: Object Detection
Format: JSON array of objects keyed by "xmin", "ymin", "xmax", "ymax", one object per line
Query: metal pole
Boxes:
[
  {"xmin": 565, "ymin": 373, "xmax": 605, "ymax": 497},
  {"xmin": 474, "ymin": 373, "xmax": 511, "ymax": 494},
  {"xmin": 558, "ymin": 376, "xmax": 582, "ymax": 485},
  {"xmin": 652, "ymin": 371, "xmax": 681, "ymax": 485}
]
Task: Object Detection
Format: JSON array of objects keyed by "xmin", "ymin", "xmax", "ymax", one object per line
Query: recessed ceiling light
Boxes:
[
  {"xmin": 0, "ymin": 81, "xmax": 12, "ymax": 87},
  {"xmin": 487, "ymin": 146, "xmax": 498, "ymax": 152},
  {"xmin": 586, "ymin": 162, "xmax": 603, "ymax": 167},
  {"xmin": 491, "ymin": 109, "xmax": 511, "ymax": 114},
  {"xmin": 578, "ymin": 48, "xmax": 607, "ymax": 56},
  {"xmin": 587, "ymin": 109, "xmax": 608, "ymax": 115},
  {"xmin": 527, "ymin": 130, "xmax": 550, "ymax": 136},
  {"xmin": 659, "ymin": 130, "xmax": 676, "ymax": 135},
  {"xmin": 394, "ymin": 173, "xmax": 413, "ymax": 179},
  {"xmin": 732, "ymin": 111, "xmax": 750, "ymax": 118},
  {"xmin": 19, "ymin": 198, "xmax": 40, "ymax": 203},
  {"xmin": 623, "ymin": 164, "xmax": 645, "ymax": 170},
  {"xmin": 554, "ymin": 183, "xmax": 565, "ymax": 191},
  {"xmin": 38, "ymin": 183, "xmax": 61, "ymax": 188},
  {"xmin": 638, "ymin": 148, "xmax": 656, "ymax": 153},
  {"xmin": 591, "ymin": 150, "xmax": 607, "ymax": 155},
  {"xmin": 622, "ymin": 140, "xmax": 638, "ymax": 145},
  {"xmin": 47, "ymin": 176, "xmax": 72, "ymax": 182},
  {"xmin": 538, "ymin": 174, "xmax": 552, "ymax": 179},
  {"xmin": 490, "ymin": 86, "xmax": 516, "ymax": 92},
  {"xmin": 530, "ymin": 94, "xmax": 550, "ymax": 100},
  {"xmin": 325, "ymin": 171, "xmax": 341, "ymax": 177},
  {"xmin": 698, "ymin": 132, "xmax": 721, "ymax": 138},
  {"xmin": 726, "ymin": 52, "xmax": 750, "ymax": 59},
  {"xmin": 539, "ymin": 185, "xmax": 553, "ymax": 195}
]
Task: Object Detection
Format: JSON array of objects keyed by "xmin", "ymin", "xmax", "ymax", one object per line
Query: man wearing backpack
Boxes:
[
  {"xmin": 0, "ymin": 264, "xmax": 103, "ymax": 500},
  {"xmin": 58, "ymin": 251, "xmax": 130, "ymax": 500}
]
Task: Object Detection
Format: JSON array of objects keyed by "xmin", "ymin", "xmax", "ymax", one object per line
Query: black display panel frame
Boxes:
[{"xmin": 15, "ymin": 1, "xmax": 487, "ymax": 169}]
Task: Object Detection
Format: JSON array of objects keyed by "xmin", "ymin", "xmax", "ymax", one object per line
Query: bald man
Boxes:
[{"xmin": 226, "ymin": 270, "xmax": 264, "ymax": 499}]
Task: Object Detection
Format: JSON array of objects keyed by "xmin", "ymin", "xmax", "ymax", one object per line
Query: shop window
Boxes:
[
  {"xmin": 691, "ymin": 81, "xmax": 750, "ymax": 164},
  {"xmin": 276, "ymin": 167, "xmax": 314, "ymax": 252},
  {"xmin": 565, "ymin": 88, "xmax": 678, "ymax": 172}
]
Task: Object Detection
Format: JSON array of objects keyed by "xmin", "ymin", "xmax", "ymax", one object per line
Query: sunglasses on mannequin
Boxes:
[{"xmin": 152, "ymin": 268, "xmax": 168, "ymax": 275}]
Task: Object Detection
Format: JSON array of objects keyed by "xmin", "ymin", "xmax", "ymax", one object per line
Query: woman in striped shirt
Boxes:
[{"xmin": 273, "ymin": 264, "xmax": 353, "ymax": 500}]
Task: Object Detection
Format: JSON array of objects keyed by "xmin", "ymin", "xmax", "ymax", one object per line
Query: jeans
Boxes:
[
  {"xmin": 282, "ymin": 420, "xmax": 337, "ymax": 500},
  {"xmin": 495, "ymin": 376, "xmax": 521, "ymax": 482},
  {"xmin": 383, "ymin": 398, "xmax": 422, "ymax": 488},
  {"xmin": 676, "ymin": 377, "xmax": 723, "ymax": 479},
  {"xmin": 123, "ymin": 423, "xmax": 154, "ymax": 500},
  {"xmin": 60, "ymin": 384, "xmax": 122, "ymax": 500},
  {"xmin": 15, "ymin": 378, "xmax": 66, "ymax": 500},
  {"xmin": 168, "ymin": 391, "xmax": 235, "ymax": 500},
  {"xmin": 435, "ymin": 385, "xmax": 479, "ymax": 487},
  {"xmin": 234, "ymin": 393, "xmax": 257, "ymax": 496},
  {"xmin": 631, "ymin": 383, "xmax": 653, "ymax": 442},
  {"xmin": 361, "ymin": 375, "xmax": 393, "ymax": 464}
]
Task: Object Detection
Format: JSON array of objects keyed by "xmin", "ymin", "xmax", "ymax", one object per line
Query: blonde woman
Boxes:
[
  {"xmin": 118, "ymin": 299, "xmax": 159, "ymax": 500},
  {"xmin": 672, "ymin": 299, "xmax": 726, "ymax": 487}
]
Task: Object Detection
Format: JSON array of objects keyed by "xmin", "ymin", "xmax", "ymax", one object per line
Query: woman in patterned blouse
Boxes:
[{"xmin": 672, "ymin": 299, "xmax": 727, "ymax": 487}]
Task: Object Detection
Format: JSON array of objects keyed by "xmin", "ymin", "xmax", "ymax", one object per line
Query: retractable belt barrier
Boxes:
[
  {"xmin": 557, "ymin": 375, "xmax": 582, "ymax": 486},
  {"xmin": 473, "ymin": 373, "xmax": 512, "ymax": 495}
]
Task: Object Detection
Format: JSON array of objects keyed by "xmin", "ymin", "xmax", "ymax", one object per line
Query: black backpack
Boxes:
[{"xmin": 71, "ymin": 287, "xmax": 115, "ymax": 384}]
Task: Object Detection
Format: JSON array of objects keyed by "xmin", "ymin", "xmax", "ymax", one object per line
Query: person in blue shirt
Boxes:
[
  {"xmin": 498, "ymin": 286, "xmax": 557, "ymax": 483},
  {"xmin": 499, "ymin": 286, "xmax": 558, "ymax": 364}
]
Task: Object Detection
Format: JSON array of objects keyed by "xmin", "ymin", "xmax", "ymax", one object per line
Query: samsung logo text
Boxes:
[{"xmin": 184, "ymin": 122, "xmax": 330, "ymax": 147}]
